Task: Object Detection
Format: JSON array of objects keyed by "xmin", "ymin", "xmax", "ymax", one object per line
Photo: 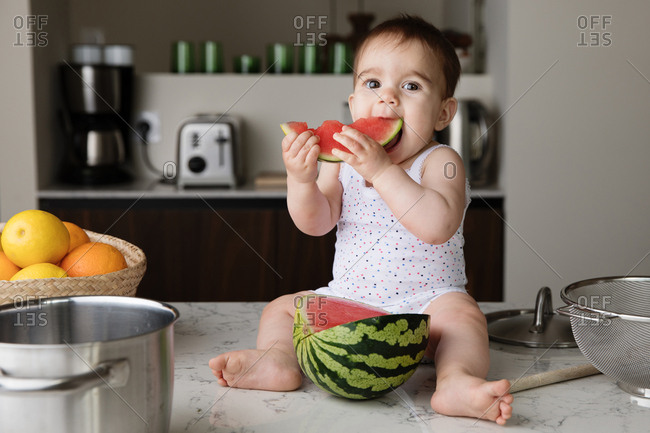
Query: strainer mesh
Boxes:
[{"xmin": 563, "ymin": 278, "xmax": 650, "ymax": 389}]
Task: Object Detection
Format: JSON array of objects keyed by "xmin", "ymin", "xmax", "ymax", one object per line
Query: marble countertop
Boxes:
[
  {"xmin": 169, "ymin": 302, "xmax": 648, "ymax": 433},
  {"xmin": 38, "ymin": 179, "xmax": 505, "ymax": 200}
]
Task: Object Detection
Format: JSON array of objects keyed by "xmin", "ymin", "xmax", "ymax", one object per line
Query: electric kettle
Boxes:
[{"xmin": 435, "ymin": 100, "xmax": 497, "ymax": 187}]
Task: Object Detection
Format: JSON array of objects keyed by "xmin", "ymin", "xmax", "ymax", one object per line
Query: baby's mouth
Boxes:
[{"xmin": 383, "ymin": 128, "xmax": 402, "ymax": 153}]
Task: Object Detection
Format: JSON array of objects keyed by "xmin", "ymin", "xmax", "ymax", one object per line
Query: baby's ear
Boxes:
[
  {"xmin": 347, "ymin": 93, "xmax": 356, "ymax": 120},
  {"xmin": 435, "ymin": 97, "xmax": 458, "ymax": 131}
]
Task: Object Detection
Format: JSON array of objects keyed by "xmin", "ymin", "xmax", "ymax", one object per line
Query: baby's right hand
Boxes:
[{"xmin": 281, "ymin": 131, "xmax": 321, "ymax": 184}]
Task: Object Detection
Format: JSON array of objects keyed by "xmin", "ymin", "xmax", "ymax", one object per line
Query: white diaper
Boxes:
[{"xmin": 313, "ymin": 286, "xmax": 467, "ymax": 314}]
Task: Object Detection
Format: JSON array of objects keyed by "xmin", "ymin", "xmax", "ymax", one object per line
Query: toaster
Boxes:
[{"xmin": 176, "ymin": 114, "xmax": 243, "ymax": 188}]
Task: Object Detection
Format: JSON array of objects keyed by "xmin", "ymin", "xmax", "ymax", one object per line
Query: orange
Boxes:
[
  {"xmin": 0, "ymin": 251, "xmax": 21, "ymax": 280},
  {"xmin": 10, "ymin": 263, "xmax": 67, "ymax": 281},
  {"xmin": 63, "ymin": 221, "xmax": 90, "ymax": 252},
  {"xmin": 1, "ymin": 210, "xmax": 70, "ymax": 268},
  {"xmin": 61, "ymin": 242, "xmax": 127, "ymax": 277}
]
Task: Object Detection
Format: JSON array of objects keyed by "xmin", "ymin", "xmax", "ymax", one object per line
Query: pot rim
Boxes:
[{"xmin": 0, "ymin": 295, "xmax": 179, "ymax": 348}]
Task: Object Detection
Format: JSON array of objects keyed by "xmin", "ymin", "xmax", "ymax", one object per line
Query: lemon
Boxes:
[
  {"xmin": 10, "ymin": 263, "xmax": 68, "ymax": 281},
  {"xmin": 1, "ymin": 210, "xmax": 70, "ymax": 268}
]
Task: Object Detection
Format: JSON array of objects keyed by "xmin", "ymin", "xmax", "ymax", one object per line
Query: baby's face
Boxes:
[{"xmin": 349, "ymin": 36, "xmax": 456, "ymax": 166}]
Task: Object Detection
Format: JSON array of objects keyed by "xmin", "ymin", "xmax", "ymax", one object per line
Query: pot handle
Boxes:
[
  {"xmin": 556, "ymin": 305, "xmax": 618, "ymax": 323},
  {"xmin": 0, "ymin": 358, "xmax": 129, "ymax": 395}
]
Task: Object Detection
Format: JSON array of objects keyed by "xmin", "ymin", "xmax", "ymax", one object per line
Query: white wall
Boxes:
[
  {"xmin": 0, "ymin": 0, "xmax": 38, "ymax": 220},
  {"xmin": 492, "ymin": 0, "xmax": 650, "ymax": 304}
]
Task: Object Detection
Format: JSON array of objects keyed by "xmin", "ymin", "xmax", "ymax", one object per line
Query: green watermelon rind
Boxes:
[
  {"xmin": 293, "ymin": 309, "xmax": 430, "ymax": 400},
  {"xmin": 280, "ymin": 118, "xmax": 404, "ymax": 163}
]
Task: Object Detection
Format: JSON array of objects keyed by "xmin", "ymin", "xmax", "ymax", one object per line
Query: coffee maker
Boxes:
[{"xmin": 59, "ymin": 45, "xmax": 134, "ymax": 184}]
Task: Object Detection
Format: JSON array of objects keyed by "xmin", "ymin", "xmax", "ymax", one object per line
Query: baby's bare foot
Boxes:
[
  {"xmin": 209, "ymin": 348, "xmax": 302, "ymax": 392},
  {"xmin": 430, "ymin": 373, "xmax": 513, "ymax": 425}
]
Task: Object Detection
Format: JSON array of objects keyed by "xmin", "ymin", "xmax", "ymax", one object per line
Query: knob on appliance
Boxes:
[{"xmin": 188, "ymin": 156, "xmax": 206, "ymax": 173}]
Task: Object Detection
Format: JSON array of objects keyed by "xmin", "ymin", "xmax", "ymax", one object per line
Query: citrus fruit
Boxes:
[
  {"xmin": 10, "ymin": 263, "xmax": 68, "ymax": 281},
  {"xmin": 63, "ymin": 221, "xmax": 91, "ymax": 252},
  {"xmin": 0, "ymin": 252, "xmax": 21, "ymax": 280},
  {"xmin": 61, "ymin": 242, "xmax": 127, "ymax": 277},
  {"xmin": 1, "ymin": 210, "xmax": 70, "ymax": 268}
]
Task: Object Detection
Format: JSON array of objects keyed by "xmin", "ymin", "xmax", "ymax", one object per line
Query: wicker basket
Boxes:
[{"xmin": 0, "ymin": 223, "xmax": 146, "ymax": 305}]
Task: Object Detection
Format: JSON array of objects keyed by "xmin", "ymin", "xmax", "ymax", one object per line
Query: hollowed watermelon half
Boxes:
[
  {"xmin": 292, "ymin": 294, "xmax": 430, "ymax": 400},
  {"xmin": 280, "ymin": 117, "xmax": 403, "ymax": 162}
]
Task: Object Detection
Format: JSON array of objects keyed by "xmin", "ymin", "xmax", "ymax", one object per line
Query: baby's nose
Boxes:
[{"xmin": 377, "ymin": 88, "xmax": 399, "ymax": 106}]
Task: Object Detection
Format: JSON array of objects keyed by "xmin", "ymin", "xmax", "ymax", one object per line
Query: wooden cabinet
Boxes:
[
  {"xmin": 40, "ymin": 196, "xmax": 502, "ymax": 302},
  {"xmin": 463, "ymin": 199, "xmax": 504, "ymax": 301}
]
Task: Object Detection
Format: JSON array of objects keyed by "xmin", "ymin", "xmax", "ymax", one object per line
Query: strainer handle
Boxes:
[{"xmin": 556, "ymin": 305, "xmax": 618, "ymax": 322}]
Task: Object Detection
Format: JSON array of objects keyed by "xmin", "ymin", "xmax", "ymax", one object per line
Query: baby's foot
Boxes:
[
  {"xmin": 430, "ymin": 373, "xmax": 513, "ymax": 425},
  {"xmin": 209, "ymin": 348, "xmax": 302, "ymax": 392}
]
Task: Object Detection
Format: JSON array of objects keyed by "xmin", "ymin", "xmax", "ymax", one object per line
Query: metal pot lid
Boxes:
[{"xmin": 486, "ymin": 287, "xmax": 577, "ymax": 348}]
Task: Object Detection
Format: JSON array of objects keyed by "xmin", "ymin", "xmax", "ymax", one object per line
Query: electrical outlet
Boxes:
[{"xmin": 134, "ymin": 111, "xmax": 161, "ymax": 144}]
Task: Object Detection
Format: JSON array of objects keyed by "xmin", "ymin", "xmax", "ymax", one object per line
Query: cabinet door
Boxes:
[
  {"xmin": 275, "ymin": 210, "xmax": 336, "ymax": 294},
  {"xmin": 40, "ymin": 202, "xmax": 279, "ymax": 302},
  {"xmin": 41, "ymin": 198, "xmax": 503, "ymax": 302},
  {"xmin": 463, "ymin": 200, "xmax": 504, "ymax": 301},
  {"xmin": 137, "ymin": 208, "xmax": 279, "ymax": 302}
]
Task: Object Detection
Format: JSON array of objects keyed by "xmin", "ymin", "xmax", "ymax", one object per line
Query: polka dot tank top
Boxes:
[{"xmin": 325, "ymin": 145, "xmax": 471, "ymax": 312}]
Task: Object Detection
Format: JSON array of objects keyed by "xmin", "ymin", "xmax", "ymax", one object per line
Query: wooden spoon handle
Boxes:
[{"xmin": 509, "ymin": 364, "xmax": 600, "ymax": 393}]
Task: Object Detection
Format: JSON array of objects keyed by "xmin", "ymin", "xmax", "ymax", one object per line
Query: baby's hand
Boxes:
[
  {"xmin": 332, "ymin": 126, "xmax": 393, "ymax": 184},
  {"xmin": 281, "ymin": 130, "xmax": 321, "ymax": 184}
]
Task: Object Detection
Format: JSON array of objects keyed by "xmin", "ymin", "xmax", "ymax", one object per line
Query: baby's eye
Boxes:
[
  {"xmin": 365, "ymin": 80, "xmax": 381, "ymax": 89},
  {"xmin": 403, "ymin": 82, "xmax": 419, "ymax": 91}
]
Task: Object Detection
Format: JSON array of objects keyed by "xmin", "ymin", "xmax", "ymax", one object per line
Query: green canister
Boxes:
[
  {"xmin": 266, "ymin": 43, "xmax": 293, "ymax": 73},
  {"xmin": 171, "ymin": 41, "xmax": 194, "ymax": 73}
]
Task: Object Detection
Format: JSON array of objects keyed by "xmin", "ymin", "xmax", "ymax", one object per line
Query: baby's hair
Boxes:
[{"xmin": 353, "ymin": 14, "xmax": 461, "ymax": 99}]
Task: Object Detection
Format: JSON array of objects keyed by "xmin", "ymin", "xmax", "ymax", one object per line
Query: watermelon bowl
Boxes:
[{"xmin": 292, "ymin": 294, "xmax": 430, "ymax": 400}]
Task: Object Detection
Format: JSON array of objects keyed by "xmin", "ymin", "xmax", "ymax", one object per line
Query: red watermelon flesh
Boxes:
[
  {"xmin": 281, "ymin": 117, "xmax": 403, "ymax": 162},
  {"xmin": 296, "ymin": 294, "xmax": 389, "ymax": 334}
]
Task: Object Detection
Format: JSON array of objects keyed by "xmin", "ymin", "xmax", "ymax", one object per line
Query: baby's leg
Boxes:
[
  {"xmin": 208, "ymin": 291, "xmax": 309, "ymax": 391},
  {"xmin": 425, "ymin": 292, "xmax": 513, "ymax": 425}
]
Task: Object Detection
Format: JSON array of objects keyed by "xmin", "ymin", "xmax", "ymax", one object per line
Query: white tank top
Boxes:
[{"xmin": 325, "ymin": 145, "xmax": 471, "ymax": 312}]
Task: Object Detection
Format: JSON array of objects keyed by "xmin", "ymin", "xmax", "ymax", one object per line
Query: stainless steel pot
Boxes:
[{"xmin": 0, "ymin": 296, "xmax": 179, "ymax": 433}]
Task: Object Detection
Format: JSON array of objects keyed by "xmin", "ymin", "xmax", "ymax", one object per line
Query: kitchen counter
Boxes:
[
  {"xmin": 170, "ymin": 302, "xmax": 648, "ymax": 433},
  {"xmin": 38, "ymin": 179, "xmax": 505, "ymax": 200}
]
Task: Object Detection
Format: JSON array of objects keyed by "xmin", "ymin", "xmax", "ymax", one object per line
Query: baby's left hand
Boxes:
[{"xmin": 332, "ymin": 126, "xmax": 393, "ymax": 184}]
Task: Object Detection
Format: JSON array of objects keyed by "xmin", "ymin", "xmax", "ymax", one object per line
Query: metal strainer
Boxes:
[{"xmin": 558, "ymin": 276, "xmax": 650, "ymax": 398}]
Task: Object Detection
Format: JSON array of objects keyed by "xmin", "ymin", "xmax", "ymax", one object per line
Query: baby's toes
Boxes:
[{"xmin": 500, "ymin": 400, "xmax": 513, "ymax": 418}]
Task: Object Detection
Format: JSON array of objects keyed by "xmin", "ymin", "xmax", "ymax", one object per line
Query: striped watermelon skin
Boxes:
[{"xmin": 293, "ymin": 305, "xmax": 430, "ymax": 400}]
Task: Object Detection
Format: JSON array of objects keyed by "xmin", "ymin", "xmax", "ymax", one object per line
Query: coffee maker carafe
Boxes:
[{"xmin": 59, "ymin": 45, "xmax": 133, "ymax": 184}]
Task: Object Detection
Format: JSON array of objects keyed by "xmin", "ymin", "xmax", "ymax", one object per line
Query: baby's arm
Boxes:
[
  {"xmin": 331, "ymin": 127, "xmax": 465, "ymax": 245},
  {"xmin": 282, "ymin": 131, "xmax": 342, "ymax": 236},
  {"xmin": 373, "ymin": 147, "xmax": 466, "ymax": 244}
]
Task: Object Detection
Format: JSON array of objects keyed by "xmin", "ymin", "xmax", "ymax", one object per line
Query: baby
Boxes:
[{"xmin": 210, "ymin": 15, "xmax": 513, "ymax": 425}]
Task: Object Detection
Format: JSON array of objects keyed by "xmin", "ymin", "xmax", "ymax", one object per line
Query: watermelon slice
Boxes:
[
  {"xmin": 292, "ymin": 294, "xmax": 430, "ymax": 400},
  {"xmin": 295, "ymin": 294, "xmax": 390, "ymax": 334},
  {"xmin": 280, "ymin": 117, "xmax": 403, "ymax": 162}
]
